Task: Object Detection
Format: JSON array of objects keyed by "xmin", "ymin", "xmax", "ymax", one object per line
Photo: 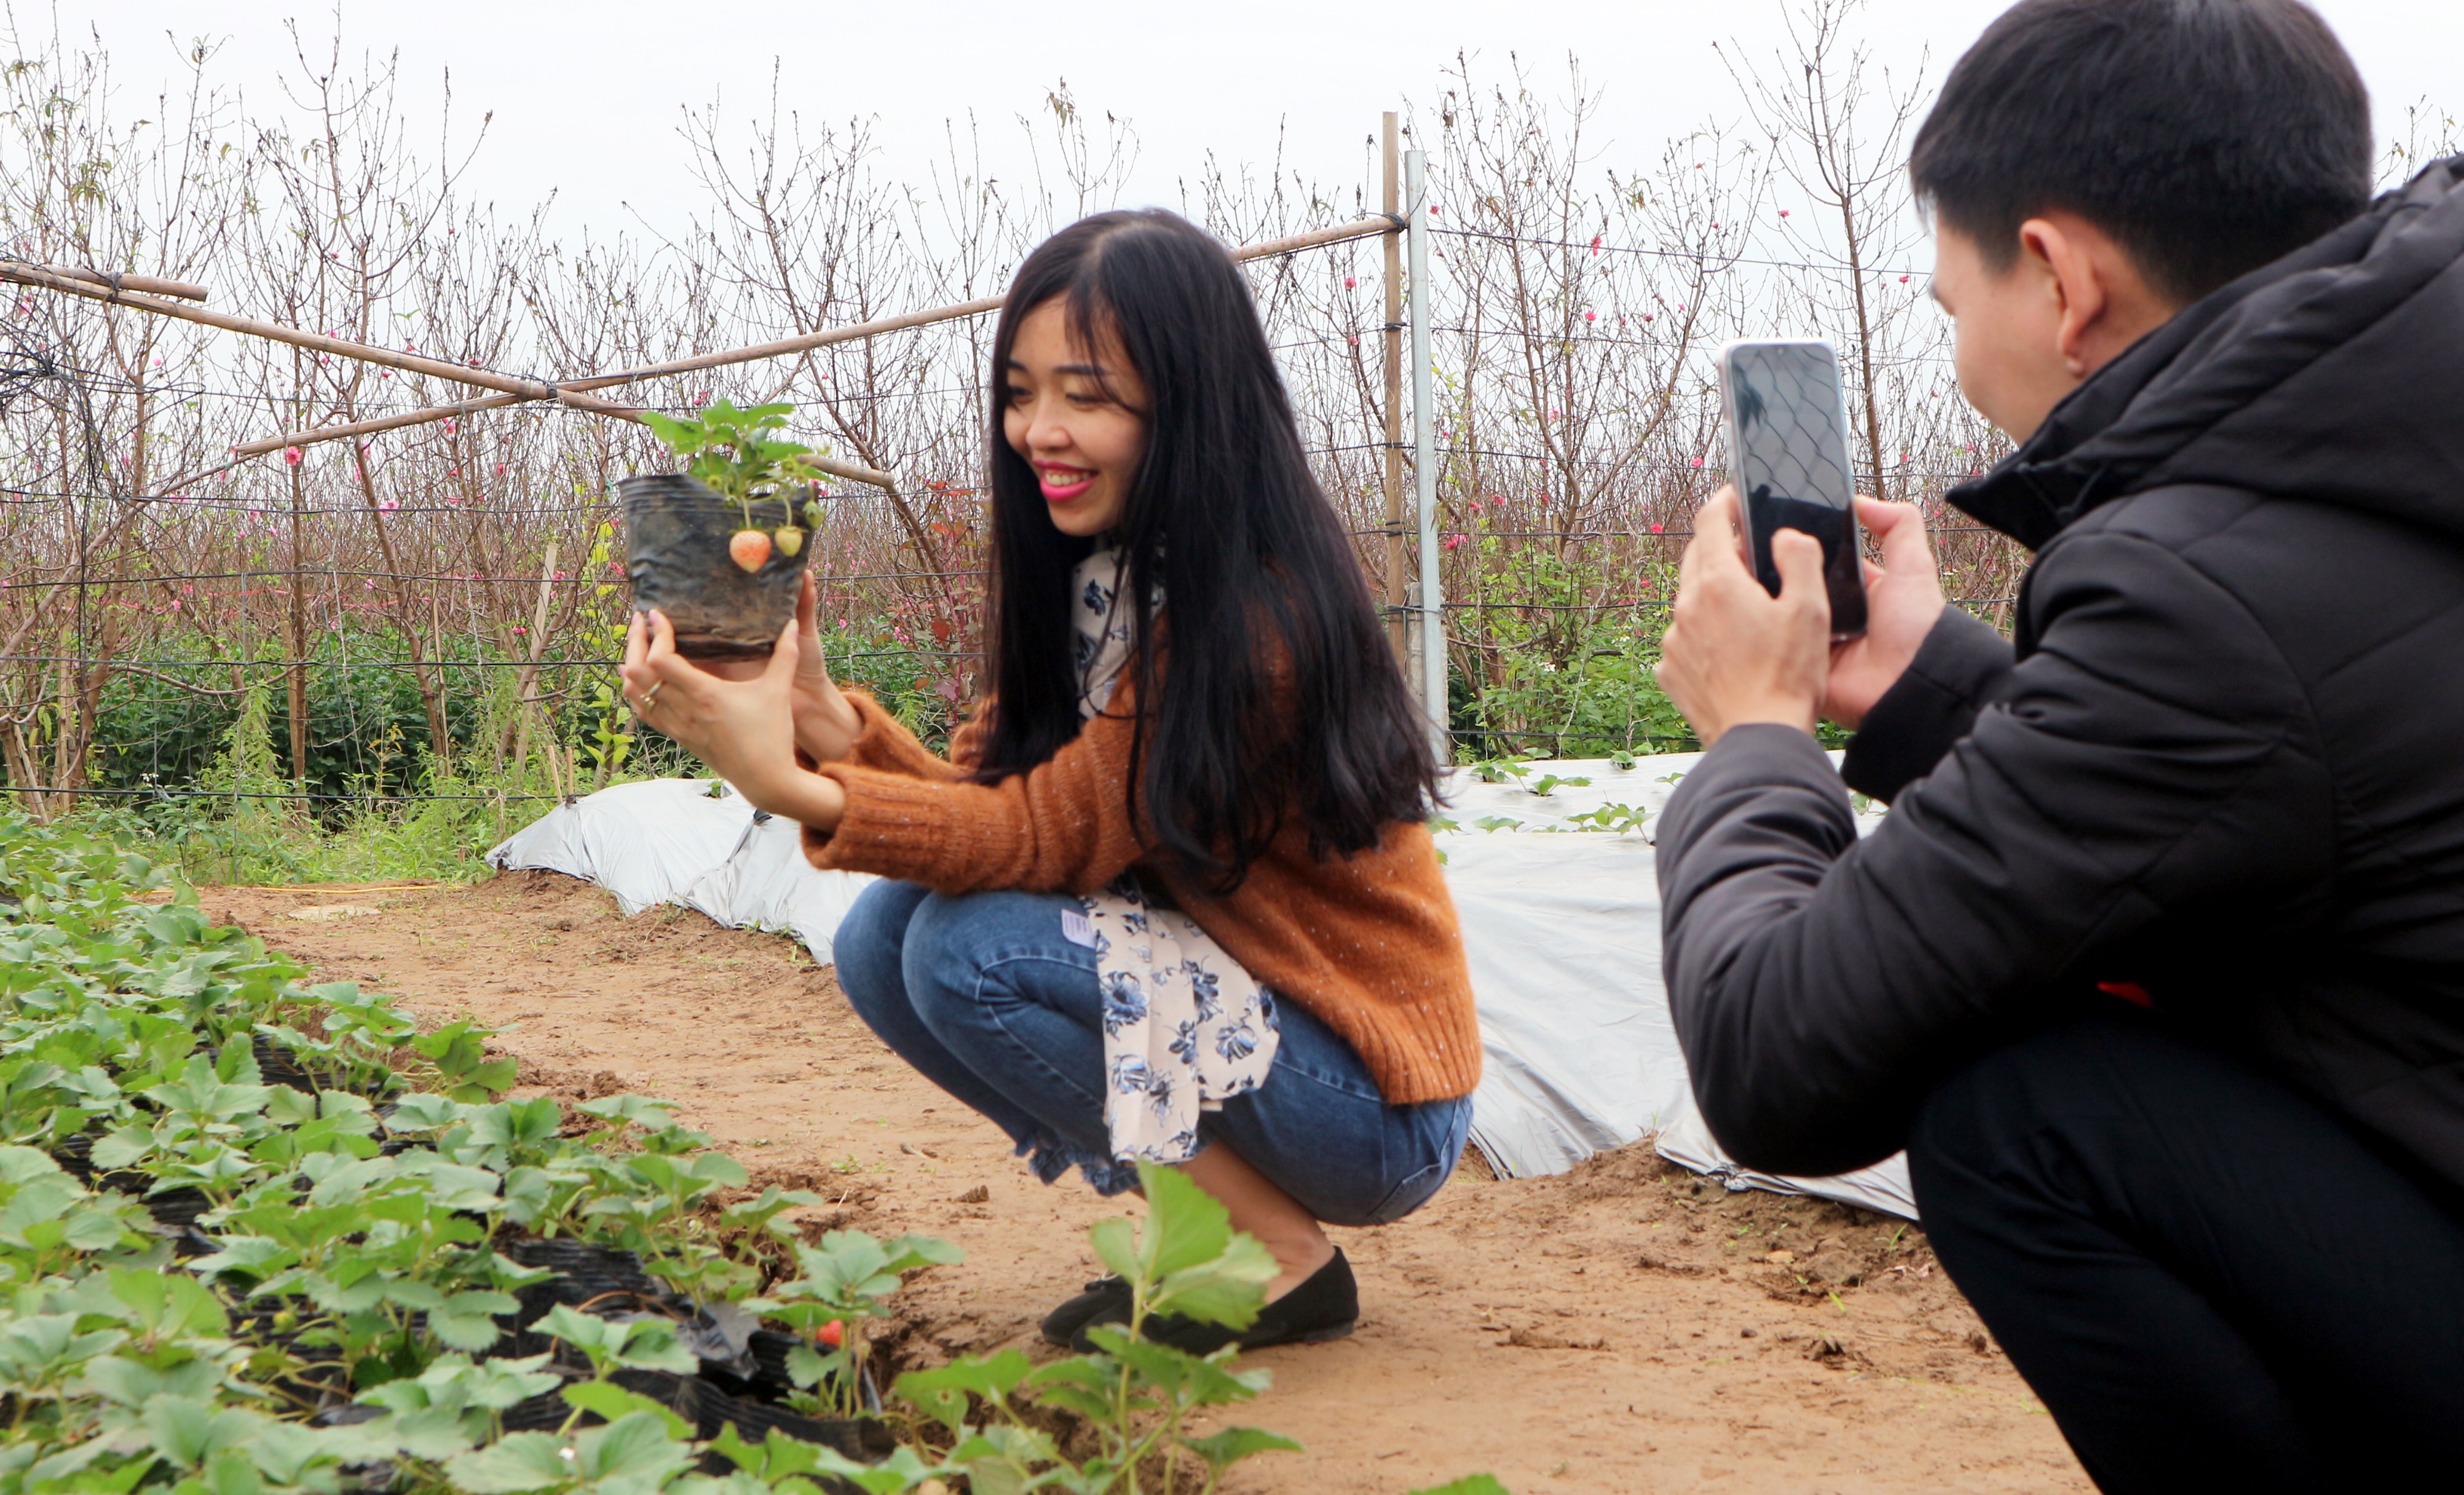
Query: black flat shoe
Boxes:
[
  {"xmin": 1040, "ymin": 1275, "xmax": 1132, "ymax": 1346},
  {"xmin": 1071, "ymin": 1248, "xmax": 1358, "ymax": 1355}
]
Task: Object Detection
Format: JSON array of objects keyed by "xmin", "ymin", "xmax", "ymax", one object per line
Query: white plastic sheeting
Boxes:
[
  {"xmin": 487, "ymin": 756, "xmax": 1917, "ymax": 1220},
  {"xmin": 486, "ymin": 779, "xmax": 876, "ymax": 965},
  {"xmin": 1431, "ymin": 757, "xmax": 1912, "ymax": 1219}
]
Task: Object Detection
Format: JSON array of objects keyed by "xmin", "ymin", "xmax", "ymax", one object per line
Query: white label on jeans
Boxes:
[{"xmin": 1060, "ymin": 907, "xmax": 1100, "ymax": 949}]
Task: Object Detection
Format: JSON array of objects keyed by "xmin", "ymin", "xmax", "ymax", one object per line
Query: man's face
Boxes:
[{"xmin": 1932, "ymin": 223, "xmax": 2075, "ymax": 445}]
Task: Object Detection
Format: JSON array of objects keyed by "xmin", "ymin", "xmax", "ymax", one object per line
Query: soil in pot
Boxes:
[{"xmin": 620, "ymin": 475, "xmax": 809, "ymax": 660}]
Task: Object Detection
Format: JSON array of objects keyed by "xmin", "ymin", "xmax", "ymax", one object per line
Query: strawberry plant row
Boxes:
[{"xmin": 1, "ymin": 813, "xmax": 1453, "ymax": 1495}]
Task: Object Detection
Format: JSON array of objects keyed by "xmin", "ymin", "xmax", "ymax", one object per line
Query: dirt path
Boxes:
[{"xmin": 204, "ymin": 872, "xmax": 2090, "ymax": 1494}]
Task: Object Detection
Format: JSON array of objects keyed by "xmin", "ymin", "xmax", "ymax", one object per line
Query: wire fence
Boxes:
[{"xmin": 0, "ymin": 42, "xmax": 2029, "ymax": 842}]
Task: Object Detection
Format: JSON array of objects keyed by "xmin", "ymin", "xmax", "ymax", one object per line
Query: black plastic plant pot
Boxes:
[{"xmin": 620, "ymin": 474, "xmax": 808, "ymax": 661}]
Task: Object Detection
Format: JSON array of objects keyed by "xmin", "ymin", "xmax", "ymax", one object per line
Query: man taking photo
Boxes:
[{"xmin": 1651, "ymin": 1, "xmax": 2464, "ymax": 1488}]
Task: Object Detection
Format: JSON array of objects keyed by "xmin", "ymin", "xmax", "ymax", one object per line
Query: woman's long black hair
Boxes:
[{"xmin": 973, "ymin": 208, "xmax": 1437, "ymax": 890}]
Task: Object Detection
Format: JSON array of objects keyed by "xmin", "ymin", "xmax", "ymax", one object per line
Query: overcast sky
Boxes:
[{"xmin": 39, "ymin": 0, "xmax": 2464, "ymax": 251}]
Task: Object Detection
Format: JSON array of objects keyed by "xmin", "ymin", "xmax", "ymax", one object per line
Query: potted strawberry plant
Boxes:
[{"xmin": 622, "ymin": 400, "xmax": 829, "ymax": 659}]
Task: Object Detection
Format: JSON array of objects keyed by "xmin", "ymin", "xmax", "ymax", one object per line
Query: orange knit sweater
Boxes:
[{"xmin": 799, "ymin": 681, "xmax": 1480, "ymax": 1105}]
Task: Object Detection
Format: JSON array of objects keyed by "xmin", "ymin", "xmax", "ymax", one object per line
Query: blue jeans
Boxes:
[{"xmin": 833, "ymin": 878, "xmax": 1473, "ymax": 1226}]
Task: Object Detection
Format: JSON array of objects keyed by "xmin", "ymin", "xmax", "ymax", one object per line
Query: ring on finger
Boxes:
[{"xmin": 638, "ymin": 680, "xmax": 663, "ymax": 711}]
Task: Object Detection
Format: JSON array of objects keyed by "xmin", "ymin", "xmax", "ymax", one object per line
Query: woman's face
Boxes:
[{"xmin": 1002, "ymin": 297, "xmax": 1148, "ymax": 538}]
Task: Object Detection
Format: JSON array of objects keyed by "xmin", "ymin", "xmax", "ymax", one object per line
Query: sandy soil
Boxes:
[{"xmin": 202, "ymin": 872, "xmax": 2091, "ymax": 1494}]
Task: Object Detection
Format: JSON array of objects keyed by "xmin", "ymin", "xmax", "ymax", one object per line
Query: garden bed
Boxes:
[
  {"xmin": 0, "ymin": 816, "xmax": 1370, "ymax": 1495},
  {"xmin": 188, "ymin": 869, "xmax": 2093, "ymax": 1494}
]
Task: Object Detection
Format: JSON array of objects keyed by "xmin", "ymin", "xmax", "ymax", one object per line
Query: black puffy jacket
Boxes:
[{"xmin": 1657, "ymin": 157, "xmax": 2464, "ymax": 1185}]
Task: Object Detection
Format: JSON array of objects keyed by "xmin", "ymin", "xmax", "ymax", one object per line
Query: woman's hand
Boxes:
[
  {"xmin": 622, "ymin": 609, "xmax": 847, "ymax": 831},
  {"xmin": 1654, "ymin": 486, "xmax": 1830, "ymax": 747},
  {"xmin": 786, "ymin": 574, "xmax": 864, "ymax": 763}
]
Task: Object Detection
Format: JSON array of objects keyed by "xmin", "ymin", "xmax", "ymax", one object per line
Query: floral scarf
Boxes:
[{"xmin": 1067, "ymin": 546, "xmax": 1280, "ymax": 1165}]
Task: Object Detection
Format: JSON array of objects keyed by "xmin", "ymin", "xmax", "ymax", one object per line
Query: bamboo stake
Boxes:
[
  {"xmin": 0, "ymin": 261, "xmax": 642, "ymax": 416},
  {"xmin": 237, "ymin": 216, "xmax": 1403, "ymax": 463},
  {"xmin": 14, "ymin": 264, "xmax": 210, "ymax": 301},
  {"xmin": 1380, "ymin": 114, "xmax": 1408, "ymax": 664},
  {"xmin": 235, "ymin": 408, "xmax": 894, "ymax": 490}
]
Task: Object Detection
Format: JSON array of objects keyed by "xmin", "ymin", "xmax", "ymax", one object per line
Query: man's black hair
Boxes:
[{"xmin": 1910, "ymin": 0, "xmax": 2373, "ymax": 305}]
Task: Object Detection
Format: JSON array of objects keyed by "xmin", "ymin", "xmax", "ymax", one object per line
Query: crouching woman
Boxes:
[{"xmin": 620, "ymin": 208, "xmax": 1479, "ymax": 1353}]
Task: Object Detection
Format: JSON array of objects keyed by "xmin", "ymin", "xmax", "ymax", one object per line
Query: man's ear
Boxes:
[
  {"xmin": 2018, "ymin": 212, "xmax": 2178, "ymax": 381},
  {"xmin": 2018, "ymin": 217, "xmax": 2107, "ymax": 379}
]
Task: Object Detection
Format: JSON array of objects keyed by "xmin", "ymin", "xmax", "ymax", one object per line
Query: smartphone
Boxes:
[{"xmin": 1717, "ymin": 339, "xmax": 1868, "ymax": 641}]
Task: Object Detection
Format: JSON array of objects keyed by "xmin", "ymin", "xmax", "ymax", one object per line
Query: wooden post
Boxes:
[
  {"xmin": 509, "ymin": 541, "xmax": 560, "ymax": 789},
  {"xmin": 430, "ymin": 590, "xmax": 452, "ymax": 768},
  {"xmin": 1381, "ymin": 112, "xmax": 1408, "ymax": 664},
  {"xmin": 349, "ymin": 439, "xmax": 450, "ymax": 767},
  {"xmin": 286, "ymin": 457, "xmax": 310, "ymax": 802}
]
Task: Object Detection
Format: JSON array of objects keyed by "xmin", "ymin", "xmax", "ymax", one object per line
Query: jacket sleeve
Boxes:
[
  {"xmin": 1655, "ymin": 526, "xmax": 2330, "ymax": 1176},
  {"xmin": 801, "ymin": 679, "xmax": 1148, "ymax": 897},
  {"xmin": 1838, "ymin": 606, "xmax": 2018, "ymax": 803}
]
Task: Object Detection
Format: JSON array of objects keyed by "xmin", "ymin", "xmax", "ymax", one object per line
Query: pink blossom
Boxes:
[
  {"xmin": 283, "ymin": 446, "xmax": 303, "ymax": 467},
  {"xmin": 1779, "ymin": 209, "xmax": 1791, "ymax": 218},
  {"xmin": 377, "ymin": 497, "xmax": 400, "ymax": 511},
  {"xmin": 1649, "ymin": 523, "xmax": 1665, "ymax": 534},
  {"xmin": 496, "ymin": 463, "xmax": 507, "ymax": 475},
  {"xmin": 513, "ymin": 626, "xmax": 526, "ymax": 635},
  {"xmin": 1590, "ymin": 234, "xmax": 1604, "ymax": 255},
  {"xmin": 1689, "ymin": 457, "xmax": 1704, "ymax": 468},
  {"xmin": 1344, "ymin": 276, "xmax": 1357, "ymax": 290},
  {"xmin": 1442, "ymin": 532, "xmax": 1468, "ymax": 551},
  {"xmin": 1584, "ymin": 310, "xmax": 1597, "ymax": 322},
  {"xmin": 442, "ymin": 417, "xmax": 458, "ymax": 435},
  {"xmin": 1347, "ymin": 334, "xmax": 1360, "ymax": 347},
  {"xmin": 1900, "ymin": 275, "xmax": 1912, "ymax": 283}
]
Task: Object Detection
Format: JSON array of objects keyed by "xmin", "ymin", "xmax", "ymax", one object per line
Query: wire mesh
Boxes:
[{"xmin": 0, "ymin": 93, "xmax": 2026, "ymax": 830}]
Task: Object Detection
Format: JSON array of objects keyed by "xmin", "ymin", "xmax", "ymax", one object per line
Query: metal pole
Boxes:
[
  {"xmin": 1380, "ymin": 114, "xmax": 1408, "ymax": 665},
  {"xmin": 1406, "ymin": 148, "xmax": 1447, "ymax": 760}
]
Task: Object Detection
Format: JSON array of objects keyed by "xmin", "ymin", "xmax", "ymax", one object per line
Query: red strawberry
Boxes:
[
  {"xmin": 818, "ymin": 1319, "xmax": 843, "ymax": 1349},
  {"xmin": 729, "ymin": 529, "xmax": 772, "ymax": 572}
]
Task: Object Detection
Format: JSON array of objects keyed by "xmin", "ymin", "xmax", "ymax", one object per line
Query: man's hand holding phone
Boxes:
[
  {"xmin": 1659, "ymin": 489, "xmax": 1950, "ymax": 747},
  {"xmin": 1822, "ymin": 497, "xmax": 1947, "ymax": 729},
  {"xmin": 1656, "ymin": 487, "xmax": 1832, "ymax": 745}
]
